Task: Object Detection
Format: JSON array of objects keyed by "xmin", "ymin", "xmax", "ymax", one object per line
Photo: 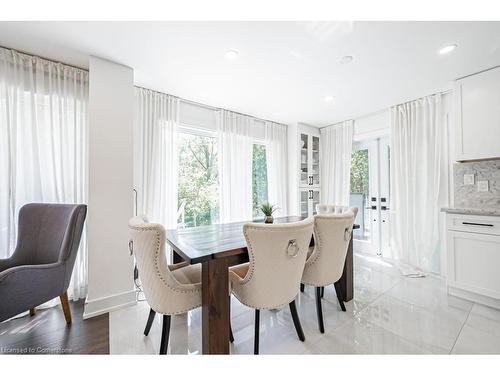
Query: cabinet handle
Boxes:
[{"xmin": 462, "ymin": 222, "xmax": 494, "ymax": 227}]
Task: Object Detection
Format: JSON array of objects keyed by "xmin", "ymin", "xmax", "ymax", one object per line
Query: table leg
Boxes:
[
  {"xmin": 202, "ymin": 257, "xmax": 230, "ymax": 354},
  {"xmin": 337, "ymin": 235, "xmax": 354, "ymax": 302},
  {"xmin": 172, "ymin": 250, "xmax": 184, "ymax": 264}
]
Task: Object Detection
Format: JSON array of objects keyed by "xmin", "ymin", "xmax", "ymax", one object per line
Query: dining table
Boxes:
[{"xmin": 166, "ymin": 215, "xmax": 360, "ymax": 354}]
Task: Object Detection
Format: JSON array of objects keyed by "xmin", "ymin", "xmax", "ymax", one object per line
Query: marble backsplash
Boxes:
[{"xmin": 454, "ymin": 160, "xmax": 500, "ymax": 209}]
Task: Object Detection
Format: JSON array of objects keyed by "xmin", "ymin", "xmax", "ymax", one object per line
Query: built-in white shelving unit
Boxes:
[{"xmin": 287, "ymin": 123, "xmax": 321, "ymax": 217}]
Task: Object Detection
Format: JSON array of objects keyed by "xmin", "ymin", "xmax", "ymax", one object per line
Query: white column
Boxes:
[{"xmin": 84, "ymin": 56, "xmax": 136, "ymax": 319}]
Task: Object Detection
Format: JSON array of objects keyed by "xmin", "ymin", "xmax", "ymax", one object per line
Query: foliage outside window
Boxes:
[
  {"xmin": 252, "ymin": 144, "xmax": 268, "ymax": 218},
  {"xmin": 177, "ymin": 132, "xmax": 219, "ymax": 228},
  {"xmin": 350, "ymin": 149, "xmax": 369, "ymax": 195}
]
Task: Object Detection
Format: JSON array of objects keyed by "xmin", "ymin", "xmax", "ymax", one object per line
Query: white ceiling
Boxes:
[{"xmin": 1, "ymin": 21, "xmax": 500, "ymax": 126}]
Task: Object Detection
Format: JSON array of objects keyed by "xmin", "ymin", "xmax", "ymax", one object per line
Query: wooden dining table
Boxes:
[{"xmin": 166, "ymin": 216, "xmax": 359, "ymax": 354}]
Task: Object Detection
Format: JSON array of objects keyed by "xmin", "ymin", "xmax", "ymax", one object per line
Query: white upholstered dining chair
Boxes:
[
  {"xmin": 301, "ymin": 211, "xmax": 356, "ymax": 333},
  {"xmin": 229, "ymin": 217, "xmax": 314, "ymax": 354},
  {"xmin": 128, "ymin": 216, "xmax": 211, "ymax": 354}
]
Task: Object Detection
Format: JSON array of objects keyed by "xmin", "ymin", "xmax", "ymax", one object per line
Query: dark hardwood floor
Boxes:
[{"xmin": 0, "ymin": 300, "xmax": 109, "ymax": 354}]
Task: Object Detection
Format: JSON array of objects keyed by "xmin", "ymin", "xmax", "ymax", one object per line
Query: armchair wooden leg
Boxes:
[
  {"xmin": 289, "ymin": 300, "xmax": 305, "ymax": 342},
  {"xmin": 315, "ymin": 287, "xmax": 325, "ymax": 333},
  {"xmin": 60, "ymin": 292, "xmax": 72, "ymax": 324},
  {"xmin": 334, "ymin": 282, "xmax": 346, "ymax": 311},
  {"xmin": 144, "ymin": 308, "xmax": 156, "ymax": 336},
  {"xmin": 320, "ymin": 286, "xmax": 324, "ymax": 298},
  {"xmin": 300, "ymin": 283, "xmax": 305, "ymax": 293},
  {"xmin": 254, "ymin": 309, "xmax": 260, "ymax": 355},
  {"xmin": 29, "ymin": 308, "xmax": 36, "ymax": 316},
  {"xmin": 160, "ymin": 315, "xmax": 171, "ymax": 355}
]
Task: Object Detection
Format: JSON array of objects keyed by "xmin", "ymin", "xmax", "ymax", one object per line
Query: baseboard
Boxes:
[
  {"xmin": 83, "ymin": 290, "xmax": 137, "ymax": 319},
  {"xmin": 448, "ymin": 286, "xmax": 500, "ymax": 310}
]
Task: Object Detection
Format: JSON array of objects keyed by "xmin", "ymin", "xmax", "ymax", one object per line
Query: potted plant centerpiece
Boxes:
[{"xmin": 260, "ymin": 202, "xmax": 278, "ymax": 224}]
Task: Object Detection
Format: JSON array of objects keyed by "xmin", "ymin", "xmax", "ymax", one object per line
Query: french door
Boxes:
[{"xmin": 349, "ymin": 137, "xmax": 390, "ymax": 256}]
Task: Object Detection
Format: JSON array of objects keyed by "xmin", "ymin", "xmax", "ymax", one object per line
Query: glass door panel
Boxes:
[
  {"xmin": 300, "ymin": 133, "xmax": 309, "ymax": 186},
  {"xmin": 312, "ymin": 136, "xmax": 320, "ymax": 185},
  {"xmin": 300, "ymin": 189, "xmax": 309, "ymax": 217},
  {"xmin": 312, "ymin": 190, "xmax": 320, "ymax": 215},
  {"xmin": 349, "ymin": 137, "xmax": 390, "ymax": 256}
]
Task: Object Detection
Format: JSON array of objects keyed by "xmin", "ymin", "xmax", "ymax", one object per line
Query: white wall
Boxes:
[
  {"xmin": 84, "ymin": 56, "xmax": 136, "ymax": 319},
  {"xmin": 353, "ymin": 109, "xmax": 390, "ymax": 140}
]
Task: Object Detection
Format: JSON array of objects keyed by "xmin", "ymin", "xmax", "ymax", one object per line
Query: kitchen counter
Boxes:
[{"xmin": 441, "ymin": 207, "xmax": 500, "ymax": 217}]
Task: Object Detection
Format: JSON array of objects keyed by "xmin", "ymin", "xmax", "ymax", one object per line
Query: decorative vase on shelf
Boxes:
[{"xmin": 260, "ymin": 202, "xmax": 278, "ymax": 224}]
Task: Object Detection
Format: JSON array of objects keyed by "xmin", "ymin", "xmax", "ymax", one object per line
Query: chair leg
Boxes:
[
  {"xmin": 300, "ymin": 283, "xmax": 305, "ymax": 293},
  {"xmin": 334, "ymin": 282, "xmax": 346, "ymax": 311},
  {"xmin": 320, "ymin": 286, "xmax": 324, "ymax": 298},
  {"xmin": 229, "ymin": 296, "xmax": 234, "ymax": 343},
  {"xmin": 289, "ymin": 300, "xmax": 305, "ymax": 342},
  {"xmin": 59, "ymin": 292, "xmax": 72, "ymax": 324},
  {"xmin": 159, "ymin": 315, "xmax": 171, "ymax": 354},
  {"xmin": 144, "ymin": 308, "xmax": 156, "ymax": 336},
  {"xmin": 254, "ymin": 309, "xmax": 260, "ymax": 355},
  {"xmin": 229, "ymin": 324, "xmax": 234, "ymax": 343},
  {"xmin": 315, "ymin": 287, "xmax": 325, "ymax": 333},
  {"xmin": 29, "ymin": 308, "xmax": 36, "ymax": 316}
]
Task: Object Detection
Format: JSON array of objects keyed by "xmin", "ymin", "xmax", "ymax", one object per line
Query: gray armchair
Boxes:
[{"xmin": 0, "ymin": 203, "xmax": 87, "ymax": 324}]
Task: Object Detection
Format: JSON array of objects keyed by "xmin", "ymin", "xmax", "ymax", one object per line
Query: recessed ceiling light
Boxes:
[
  {"xmin": 339, "ymin": 55, "xmax": 354, "ymax": 64},
  {"xmin": 439, "ymin": 44, "xmax": 457, "ymax": 55},
  {"xmin": 224, "ymin": 49, "xmax": 239, "ymax": 60},
  {"xmin": 324, "ymin": 96, "xmax": 335, "ymax": 103}
]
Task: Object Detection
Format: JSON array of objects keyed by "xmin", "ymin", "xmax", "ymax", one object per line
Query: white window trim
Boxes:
[{"xmin": 178, "ymin": 123, "xmax": 217, "ymax": 138}]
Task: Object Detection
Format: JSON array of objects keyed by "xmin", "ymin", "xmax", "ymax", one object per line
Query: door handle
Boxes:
[{"xmin": 462, "ymin": 222, "xmax": 494, "ymax": 227}]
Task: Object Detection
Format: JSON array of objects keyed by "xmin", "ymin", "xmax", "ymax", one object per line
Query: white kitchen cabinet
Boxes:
[
  {"xmin": 299, "ymin": 132, "xmax": 320, "ymax": 188},
  {"xmin": 287, "ymin": 123, "xmax": 321, "ymax": 217},
  {"xmin": 446, "ymin": 213, "xmax": 500, "ymax": 308},
  {"xmin": 299, "ymin": 188, "xmax": 320, "ymax": 217},
  {"xmin": 455, "ymin": 66, "xmax": 500, "ymax": 161}
]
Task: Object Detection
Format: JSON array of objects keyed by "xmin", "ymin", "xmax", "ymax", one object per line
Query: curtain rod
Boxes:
[
  {"xmin": 135, "ymin": 85, "xmax": 288, "ymax": 126},
  {"xmin": 0, "ymin": 45, "xmax": 88, "ymax": 72}
]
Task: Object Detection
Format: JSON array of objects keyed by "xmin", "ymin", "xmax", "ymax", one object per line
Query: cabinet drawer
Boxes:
[
  {"xmin": 446, "ymin": 214, "xmax": 500, "ymax": 236},
  {"xmin": 447, "ymin": 230, "xmax": 500, "ymax": 300}
]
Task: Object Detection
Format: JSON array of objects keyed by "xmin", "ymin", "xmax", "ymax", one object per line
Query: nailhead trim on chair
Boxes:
[
  {"xmin": 302, "ymin": 215, "xmax": 354, "ymax": 288},
  {"xmin": 128, "ymin": 224, "xmax": 202, "ymax": 315},
  {"xmin": 229, "ymin": 225, "xmax": 307, "ymax": 310}
]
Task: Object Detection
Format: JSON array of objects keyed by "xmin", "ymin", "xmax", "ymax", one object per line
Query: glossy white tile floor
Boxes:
[{"xmin": 109, "ymin": 252, "xmax": 500, "ymax": 354}]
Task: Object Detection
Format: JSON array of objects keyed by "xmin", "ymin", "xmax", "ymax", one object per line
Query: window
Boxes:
[
  {"xmin": 252, "ymin": 143, "xmax": 268, "ymax": 218},
  {"xmin": 177, "ymin": 131, "xmax": 219, "ymax": 228}
]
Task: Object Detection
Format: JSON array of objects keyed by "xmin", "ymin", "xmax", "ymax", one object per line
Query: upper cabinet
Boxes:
[
  {"xmin": 455, "ymin": 66, "xmax": 500, "ymax": 161},
  {"xmin": 287, "ymin": 123, "xmax": 321, "ymax": 217},
  {"xmin": 299, "ymin": 132, "xmax": 320, "ymax": 188}
]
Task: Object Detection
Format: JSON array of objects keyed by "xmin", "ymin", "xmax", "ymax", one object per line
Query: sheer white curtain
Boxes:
[
  {"xmin": 134, "ymin": 88, "xmax": 179, "ymax": 229},
  {"xmin": 0, "ymin": 47, "xmax": 89, "ymax": 300},
  {"xmin": 217, "ymin": 110, "xmax": 253, "ymax": 223},
  {"xmin": 389, "ymin": 94, "xmax": 448, "ymax": 275},
  {"xmin": 320, "ymin": 120, "xmax": 354, "ymax": 206},
  {"xmin": 265, "ymin": 121, "xmax": 288, "ymax": 216}
]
